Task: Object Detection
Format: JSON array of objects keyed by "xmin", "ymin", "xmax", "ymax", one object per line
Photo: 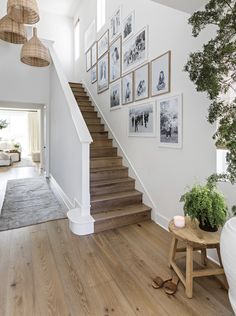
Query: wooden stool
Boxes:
[{"xmin": 168, "ymin": 217, "xmax": 226, "ymax": 298}]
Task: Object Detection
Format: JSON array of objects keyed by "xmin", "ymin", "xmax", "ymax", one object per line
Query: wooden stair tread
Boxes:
[
  {"xmin": 91, "ymin": 190, "xmax": 142, "ymax": 203},
  {"xmin": 93, "ymin": 204, "xmax": 151, "ymax": 221},
  {"xmin": 91, "ymin": 177, "xmax": 134, "ymax": 187},
  {"xmin": 91, "ymin": 165, "xmax": 127, "ymax": 172},
  {"xmin": 90, "ymin": 156, "xmax": 122, "ymax": 162}
]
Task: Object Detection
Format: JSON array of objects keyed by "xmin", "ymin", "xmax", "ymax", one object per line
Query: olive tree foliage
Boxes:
[{"xmin": 184, "ymin": 0, "xmax": 236, "ymax": 183}]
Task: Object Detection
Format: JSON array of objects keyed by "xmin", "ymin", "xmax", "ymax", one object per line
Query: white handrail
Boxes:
[{"xmin": 46, "ymin": 42, "xmax": 92, "ymax": 144}]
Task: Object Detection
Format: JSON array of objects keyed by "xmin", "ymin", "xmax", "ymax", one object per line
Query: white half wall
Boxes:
[{"xmin": 74, "ymin": 0, "xmax": 235, "ymax": 227}]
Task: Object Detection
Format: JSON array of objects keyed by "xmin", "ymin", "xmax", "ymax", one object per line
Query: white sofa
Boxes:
[{"xmin": 0, "ymin": 152, "xmax": 11, "ymax": 166}]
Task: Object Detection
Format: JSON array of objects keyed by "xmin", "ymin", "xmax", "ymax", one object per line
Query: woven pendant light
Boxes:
[
  {"xmin": 7, "ymin": 0, "xmax": 40, "ymax": 25},
  {"xmin": 21, "ymin": 28, "xmax": 50, "ymax": 67},
  {"xmin": 0, "ymin": 15, "xmax": 27, "ymax": 44}
]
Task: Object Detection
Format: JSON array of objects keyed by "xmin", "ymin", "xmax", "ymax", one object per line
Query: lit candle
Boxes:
[{"xmin": 174, "ymin": 216, "xmax": 185, "ymax": 228}]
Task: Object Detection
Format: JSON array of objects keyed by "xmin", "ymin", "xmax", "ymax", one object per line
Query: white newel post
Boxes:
[{"xmin": 67, "ymin": 142, "xmax": 94, "ymax": 235}]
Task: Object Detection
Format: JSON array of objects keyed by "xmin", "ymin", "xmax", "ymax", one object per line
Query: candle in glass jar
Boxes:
[{"xmin": 174, "ymin": 216, "xmax": 185, "ymax": 228}]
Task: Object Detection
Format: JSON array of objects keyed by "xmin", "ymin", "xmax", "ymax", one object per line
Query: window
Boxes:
[
  {"xmin": 217, "ymin": 149, "xmax": 228, "ymax": 174},
  {"xmin": 74, "ymin": 18, "xmax": 80, "ymax": 61},
  {"xmin": 97, "ymin": 0, "xmax": 106, "ymax": 32}
]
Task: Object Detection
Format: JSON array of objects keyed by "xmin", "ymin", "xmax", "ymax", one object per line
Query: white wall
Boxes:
[
  {"xmin": 74, "ymin": 0, "xmax": 235, "ymax": 226},
  {"xmin": 49, "ymin": 66, "xmax": 83, "ymax": 205},
  {"xmin": 0, "ymin": 2, "xmax": 74, "ymax": 80},
  {"xmin": 0, "ymin": 41, "xmax": 49, "ymax": 105}
]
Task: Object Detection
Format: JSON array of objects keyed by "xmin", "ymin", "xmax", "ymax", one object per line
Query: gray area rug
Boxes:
[{"xmin": 0, "ymin": 177, "xmax": 67, "ymax": 231}]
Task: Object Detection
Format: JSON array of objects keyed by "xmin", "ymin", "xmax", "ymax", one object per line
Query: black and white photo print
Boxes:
[
  {"xmin": 86, "ymin": 49, "xmax": 91, "ymax": 72},
  {"xmin": 122, "ymin": 11, "xmax": 135, "ymax": 41},
  {"xmin": 122, "ymin": 72, "xmax": 133, "ymax": 105},
  {"xmin": 129, "ymin": 102, "xmax": 155, "ymax": 137},
  {"xmin": 109, "ymin": 37, "xmax": 121, "ymax": 83},
  {"xmin": 151, "ymin": 51, "xmax": 171, "ymax": 97},
  {"xmin": 134, "ymin": 63, "xmax": 149, "ymax": 101},
  {"xmin": 157, "ymin": 94, "xmax": 182, "ymax": 148},
  {"xmin": 91, "ymin": 65, "xmax": 97, "ymax": 84},
  {"xmin": 97, "ymin": 53, "xmax": 109, "ymax": 93},
  {"xmin": 91, "ymin": 42, "xmax": 97, "ymax": 66},
  {"xmin": 110, "ymin": 7, "xmax": 122, "ymax": 43},
  {"xmin": 122, "ymin": 26, "xmax": 148, "ymax": 73},
  {"xmin": 110, "ymin": 81, "xmax": 121, "ymax": 110},
  {"xmin": 97, "ymin": 30, "xmax": 109, "ymax": 59}
]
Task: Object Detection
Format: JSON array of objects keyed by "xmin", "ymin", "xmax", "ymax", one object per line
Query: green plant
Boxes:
[
  {"xmin": 180, "ymin": 177, "xmax": 228, "ymax": 229},
  {"xmin": 0, "ymin": 119, "xmax": 8, "ymax": 130},
  {"xmin": 184, "ymin": 0, "xmax": 236, "ymax": 183},
  {"xmin": 232, "ymin": 205, "xmax": 236, "ymax": 216}
]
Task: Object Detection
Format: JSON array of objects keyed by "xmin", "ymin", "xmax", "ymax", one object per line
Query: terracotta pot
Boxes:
[{"xmin": 220, "ymin": 217, "xmax": 236, "ymax": 314}]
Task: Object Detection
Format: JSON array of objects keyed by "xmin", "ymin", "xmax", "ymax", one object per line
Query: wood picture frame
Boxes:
[
  {"xmin": 122, "ymin": 71, "xmax": 134, "ymax": 105},
  {"xmin": 97, "ymin": 53, "xmax": 109, "ymax": 94},
  {"xmin": 91, "ymin": 42, "xmax": 97, "ymax": 67},
  {"xmin": 151, "ymin": 51, "xmax": 171, "ymax": 97},
  {"xmin": 134, "ymin": 63, "xmax": 149, "ymax": 102},
  {"xmin": 109, "ymin": 36, "xmax": 122, "ymax": 83},
  {"xmin": 97, "ymin": 30, "xmax": 109, "ymax": 60},
  {"xmin": 86, "ymin": 49, "xmax": 92, "ymax": 72}
]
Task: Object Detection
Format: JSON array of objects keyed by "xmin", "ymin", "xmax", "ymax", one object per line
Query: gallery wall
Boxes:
[{"xmin": 74, "ymin": 0, "xmax": 235, "ymax": 227}]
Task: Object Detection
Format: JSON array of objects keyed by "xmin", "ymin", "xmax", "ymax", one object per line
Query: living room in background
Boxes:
[{"xmin": 0, "ymin": 108, "xmax": 41, "ymax": 168}]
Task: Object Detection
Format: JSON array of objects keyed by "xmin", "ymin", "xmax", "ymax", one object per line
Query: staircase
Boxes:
[{"xmin": 69, "ymin": 82, "xmax": 151, "ymax": 233}]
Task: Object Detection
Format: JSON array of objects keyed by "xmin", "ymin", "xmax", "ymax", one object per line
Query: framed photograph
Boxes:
[
  {"xmin": 151, "ymin": 51, "xmax": 171, "ymax": 97},
  {"xmin": 122, "ymin": 11, "xmax": 135, "ymax": 41},
  {"xmin": 134, "ymin": 63, "xmax": 149, "ymax": 102},
  {"xmin": 91, "ymin": 65, "xmax": 97, "ymax": 84},
  {"xmin": 97, "ymin": 53, "xmax": 109, "ymax": 93},
  {"xmin": 97, "ymin": 30, "xmax": 109, "ymax": 59},
  {"xmin": 157, "ymin": 94, "xmax": 182, "ymax": 148},
  {"xmin": 110, "ymin": 6, "xmax": 122, "ymax": 43},
  {"xmin": 122, "ymin": 72, "xmax": 133, "ymax": 105},
  {"xmin": 86, "ymin": 49, "xmax": 91, "ymax": 72},
  {"xmin": 91, "ymin": 42, "xmax": 97, "ymax": 66},
  {"xmin": 122, "ymin": 26, "xmax": 148, "ymax": 74},
  {"xmin": 109, "ymin": 36, "xmax": 121, "ymax": 83},
  {"xmin": 110, "ymin": 80, "xmax": 122, "ymax": 110},
  {"xmin": 128, "ymin": 102, "xmax": 156, "ymax": 137}
]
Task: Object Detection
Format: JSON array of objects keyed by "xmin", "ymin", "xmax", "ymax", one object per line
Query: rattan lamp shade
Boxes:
[
  {"xmin": 0, "ymin": 15, "xmax": 27, "ymax": 44},
  {"xmin": 7, "ymin": 0, "xmax": 40, "ymax": 25},
  {"xmin": 21, "ymin": 28, "xmax": 50, "ymax": 67}
]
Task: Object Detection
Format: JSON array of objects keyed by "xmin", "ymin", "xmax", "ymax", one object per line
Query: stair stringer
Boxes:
[{"xmin": 81, "ymin": 80, "xmax": 158, "ymax": 223}]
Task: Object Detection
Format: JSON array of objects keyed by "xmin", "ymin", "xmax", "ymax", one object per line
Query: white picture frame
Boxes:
[
  {"xmin": 122, "ymin": 72, "xmax": 134, "ymax": 105},
  {"xmin": 128, "ymin": 102, "xmax": 156, "ymax": 137},
  {"xmin": 91, "ymin": 42, "xmax": 97, "ymax": 66},
  {"xmin": 97, "ymin": 53, "xmax": 109, "ymax": 94},
  {"xmin": 110, "ymin": 6, "xmax": 122, "ymax": 43},
  {"xmin": 122, "ymin": 11, "xmax": 135, "ymax": 42},
  {"xmin": 91, "ymin": 65, "xmax": 97, "ymax": 84},
  {"xmin": 134, "ymin": 63, "xmax": 149, "ymax": 102},
  {"xmin": 97, "ymin": 30, "xmax": 109, "ymax": 59},
  {"xmin": 151, "ymin": 51, "xmax": 171, "ymax": 97},
  {"xmin": 86, "ymin": 49, "xmax": 92, "ymax": 72},
  {"xmin": 110, "ymin": 80, "xmax": 122, "ymax": 110},
  {"xmin": 122, "ymin": 26, "xmax": 148, "ymax": 74},
  {"xmin": 157, "ymin": 94, "xmax": 183, "ymax": 148},
  {"xmin": 109, "ymin": 36, "xmax": 121, "ymax": 83}
]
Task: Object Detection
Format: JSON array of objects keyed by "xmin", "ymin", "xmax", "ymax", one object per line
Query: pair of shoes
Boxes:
[{"xmin": 152, "ymin": 274, "xmax": 179, "ymax": 295}]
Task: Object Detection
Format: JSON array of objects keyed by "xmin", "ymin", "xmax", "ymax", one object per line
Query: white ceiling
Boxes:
[
  {"xmin": 37, "ymin": 0, "xmax": 78, "ymax": 17},
  {"xmin": 151, "ymin": 0, "xmax": 208, "ymax": 14}
]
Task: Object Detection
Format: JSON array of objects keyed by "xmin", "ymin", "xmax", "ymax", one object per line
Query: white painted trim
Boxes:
[
  {"xmin": 67, "ymin": 209, "xmax": 94, "ymax": 236},
  {"xmin": 49, "ymin": 174, "xmax": 74, "ymax": 210}
]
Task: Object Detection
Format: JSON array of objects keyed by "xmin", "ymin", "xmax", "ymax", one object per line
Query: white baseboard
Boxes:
[
  {"xmin": 49, "ymin": 174, "xmax": 74, "ymax": 210},
  {"xmin": 67, "ymin": 208, "xmax": 94, "ymax": 236}
]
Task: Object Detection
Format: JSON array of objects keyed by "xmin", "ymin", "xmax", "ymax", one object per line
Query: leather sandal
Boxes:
[
  {"xmin": 152, "ymin": 276, "xmax": 172, "ymax": 289},
  {"xmin": 163, "ymin": 274, "xmax": 179, "ymax": 295}
]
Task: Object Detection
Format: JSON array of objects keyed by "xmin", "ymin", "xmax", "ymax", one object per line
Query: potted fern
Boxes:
[{"xmin": 180, "ymin": 176, "xmax": 228, "ymax": 232}]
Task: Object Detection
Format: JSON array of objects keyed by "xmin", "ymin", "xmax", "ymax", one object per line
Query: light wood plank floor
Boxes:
[{"xmin": 0, "ymin": 219, "xmax": 233, "ymax": 316}]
